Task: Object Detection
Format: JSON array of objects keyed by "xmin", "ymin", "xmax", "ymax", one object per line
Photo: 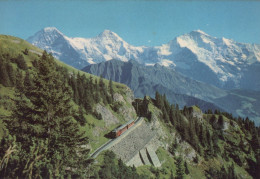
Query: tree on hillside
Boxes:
[
  {"xmin": 15, "ymin": 54, "xmax": 27, "ymax": 70},
  {"xmin": 175, "ymin": 156, "xmax": 184, "ymax": 179},
  {"xmin": 23, "ymin": 48, "xmax": 29, "ymax": 55},
  {"xmin": 6, "ymin": 63, "xmax": 16, "ymax": 86},
  {"xmin": 109, "ymin": 78, "xmax": 114, "ymax": 101},
  {"xmin": 0, "ymin": 55, "xmax": 11, "ymax": 86},
  {"xmin": 3, "ymin": 51, "xmax": 91, "ymax": 178},
  {"xmin": 184, "ymin": 161, "xmax": 190, "ymax": 175}
]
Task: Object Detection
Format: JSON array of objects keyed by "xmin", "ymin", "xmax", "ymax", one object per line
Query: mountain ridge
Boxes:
[
  {"xmin": 28, "ymin": 27, "xmax": 260, "ymax": 90},
  {"xmin": 82, "ymin": 59, "xmax": 260, "ymax": 125}
]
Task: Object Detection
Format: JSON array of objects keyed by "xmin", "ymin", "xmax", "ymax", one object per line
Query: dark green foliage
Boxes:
[
  {"xmin": 15, "ymin": 54, "xmax": 28, "ymax": 70},
  {"xmin": 218, "ymin": 115, "xmax": 224, "ymax": 127},
  {"xmin": 175, "ymin": 156, "xmax": 184, "ymax": 179},
  {"xmin": 193, "ymin": 154, "xmax": 199, "ymax": 163},
  {"xmin": 256, "ymin": 156, "xmax": 260, "ymax": 179},
  {"xmin": 206, "ymin": 164, "xmax": 237, "ymax": 179},
  {"xmin": 132, "ymin": 97, "xmax": 152, "ymax": 120},
  {"xmin": 111, "ymin": 101, "xmax": 123, "ymax": 112},
  {"xmin": 169, "ymin": 138, "xmax": 178, "ymax": 155},
  {"xmin": 97, "ymin": 151, "xmax": 144, "ymax": 179},
  {"xmin": 1, "ymin": 51, "xmax": 92, "ymax": 178},
  {"xmin": 184, "ymin": 161, "xmax": 189, "ymax": 175},
  {"xmin": 6, "ymin": 63, "xmax": 16, "ymax": 86},
  {"xmin": 93, "ymin": 111, "xmax": 102, "ymax": 120},
  {"xmin": 150, "ymin": 166, "xmax": 160, "ymax": 178},
  {"xmin": 154, "ymin": 91, "xmax": 260, "ymax": 178},
  {"xmin": 0, "ymin": 55, "xmax": 11, "ymax": 86},
  {"xmin": 109, "ymin": 78, "xmax": 114, "ymax": 102},
  {"xmin": 23, "ymin": 71, "xmax": 33, "ymax": 89},
  {"xmin": 23, "ymin": 48, "xmax": 29, "ymax": 55},
  {"xmin": 15, "ymin": 69, "xmax": 24, "ymax": 90},
  {"xmin": 68, "ymin": 72, "xmax": 114, "ymax": 116},
  {"xmin": 75, "ymin": 106, "xmax": 87, "ymax": 125}
]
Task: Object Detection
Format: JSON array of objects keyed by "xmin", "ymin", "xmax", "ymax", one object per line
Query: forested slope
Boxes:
[{"xmin": 0, "ymin": 35, "xmax": 260, "ymax": 179}]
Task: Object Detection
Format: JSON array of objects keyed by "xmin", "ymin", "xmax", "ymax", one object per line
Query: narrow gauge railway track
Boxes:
[{"xmin": 89, "ymin": 117, "xmax": 143, "ymax": 158}]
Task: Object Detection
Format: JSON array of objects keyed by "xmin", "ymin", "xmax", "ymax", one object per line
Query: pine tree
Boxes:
[
  {"xmin": 15, "ymin": 69, "xmax": 24, "ymax": 90},
  {"xmin": 170, "ymin": 171, "xmax": 174, "ymax": 179},
  {"xmin": 0, "ymin": 55, "xmax": 11, "ymax": 86},
  {"xmin": 6, "ymin": 63, "xmax": 16, "ymax": 86},
  {"xmin": 256, "ymin": 155, "xmax": 260, "ymax": 179},
  {"xmin": 5, "ymin": 51, "xmax": 91, "ymax": 178},
  {"xmin": 23, "ymin": 71, "xmax": 32, "ymax": 89},
  {"xmin": 175, "ymin": 156, "xmax": 184, "ymax": 179},
  {"xmin": 23, "ymin": 48, "xmax": 29, "ymax": 55},
  {"xmin": 218, "ymin": 115, "xmax": 224, "ymax": 128},
  {"xmin": 15, "ymin": 54, "xmax": 28, "ymax": 70},
  {"xmin": 184, "ymin": 161, "xmax": 190, "ymax": 175},
  {"xmin": 109, "ymin": 78, "xmax": 114, "ymax": 100},
  {"xmin": 155, "ymin": 91, "xmax": 163, "ymax": 109}
]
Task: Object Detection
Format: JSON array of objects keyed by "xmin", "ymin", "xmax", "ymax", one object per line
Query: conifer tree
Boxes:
[
  {"xmin": 184, "ymin": 161, "xmax": 190, "ymax": 175},
  {"xmin": 109, "ymin": 78, "xmax": 114, "ymax": 99},
  {"xmin": 23, "ymin": 71, "xmax": 32, "ymax": 89},
  {"xmin": 256, "ymin": 156, "xmax": 260, "ymax": 179},
  {"xmin": 175, "ymin": 156, "xmax": 184, "ymax": 179},
  {"xmin": 15, "ymin": 69, "xmax": 24, "ymax": 90},
  {"xmin": 6, "ymin": 63, "xmax": 16, "ymax": 86},
  {"xmin": 0, "ymin": 56, "xmax": 11, "ymax": 86},
  {"xmin": 5, "ymin": 51, "xmax": 91, "ymax": 178},
  {"xmin": 15, "ymin": 54, "xmax": 28, "ymax": 70}
]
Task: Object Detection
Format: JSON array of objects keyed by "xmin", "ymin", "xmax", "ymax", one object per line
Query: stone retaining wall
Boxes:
[{"xmin": 109, "ymin": 120, "xmax": 156, "ymax": 163}]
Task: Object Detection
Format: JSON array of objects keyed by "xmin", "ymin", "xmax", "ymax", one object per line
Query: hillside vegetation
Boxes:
[
  {"xmin": 0, "ymin": 35, "xmax": 136, "ymax": 178},
  {"xmin": 131, "ymin": 93, "xmax": 260, "ymax": 178},
  {"xmin": 82, "ymin": 59, "xmax": 260, "ymax": 126},
  {"xmin": 0, "ymin": 35, "xmax": 260, "ymax": 179}
]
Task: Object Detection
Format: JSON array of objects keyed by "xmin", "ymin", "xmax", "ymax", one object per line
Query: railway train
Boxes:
[{"xmin": 111, "ymin": 119, "xmax": 135, "ymax": 138}]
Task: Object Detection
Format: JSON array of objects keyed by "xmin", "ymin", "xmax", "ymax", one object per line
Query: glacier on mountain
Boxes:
[{"xmin": 27, "ymin": 27, "xmax": 260, "ymax": 90}]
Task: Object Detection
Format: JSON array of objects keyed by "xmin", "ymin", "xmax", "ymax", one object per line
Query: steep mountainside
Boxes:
[
  {"xmin": 82, "ymin": 59, "xmax": 224, "ymax": 110},
  {"xmin": 28, "ymin": 27, "xmax": 260, "ymax": 90},
  {"xmin": 83, "ymin": 60, "xmax": 260, "ymax": 125},
  {"xmin": 0, "ymin": 35, "xmax": 138, "ymax": 178},
  {"xmin": 0, "ymin": 35, "xmax": 260, "ymax": 179}
]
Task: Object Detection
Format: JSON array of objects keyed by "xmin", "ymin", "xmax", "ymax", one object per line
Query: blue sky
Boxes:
[{"xmin": 0, "ymin": 0, "xmax": 260, "ymax": 46}]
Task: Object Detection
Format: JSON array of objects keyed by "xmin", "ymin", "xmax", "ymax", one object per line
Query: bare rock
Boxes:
[
  {"xmin": 113, "ymin": 92, "xmax": 137, "ymax": 121},
  {"xmin": 96, "ymin": 104, "xmax": 119, "ymax": 127},
  {"xmin": 113, "ymin": 93, "xmax": 126, "ymax": 104}
]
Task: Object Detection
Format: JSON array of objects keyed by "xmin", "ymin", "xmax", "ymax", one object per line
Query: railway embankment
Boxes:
[{"xmin": 109, "ymin": 119, "xmax": 156, "ymax": 164}]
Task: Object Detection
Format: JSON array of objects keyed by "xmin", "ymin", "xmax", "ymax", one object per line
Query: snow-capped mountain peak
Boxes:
[
  {"xmin": 191, "ymin": 29, "xmax": 210, "ymax": 36},
  {"xmin": 98, "ymin": 29, "xmax": 122, "ymax": 40},
  {"xmin": 27, "ymin": 27, "xmax": 65, "ymax": 49},
  {"xmin": 27, "ymin": 27, "xmax": 260, "ymax": 90},
  {"xmin": 42, "ymin": 27, "xmax": 62, "ymax": 34}
]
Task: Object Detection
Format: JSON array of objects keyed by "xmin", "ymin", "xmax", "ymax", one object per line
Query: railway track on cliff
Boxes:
[{"xmin": 89, "ymin": 117, "xmax": 143, "ymax": 158}]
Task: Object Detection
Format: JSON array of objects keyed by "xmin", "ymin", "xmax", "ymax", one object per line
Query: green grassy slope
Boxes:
[{"xmin": 0, "ymin": 35, "xmax": 133, "ymax": 148}]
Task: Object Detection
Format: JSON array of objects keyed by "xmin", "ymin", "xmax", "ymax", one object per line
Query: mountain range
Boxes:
[
  {"xmin": 27, "ymin": 27, "xmax": 260, "ymax": 125},
  {"xmin": 28, "ymin": 27, "xmax": 260, "ymax": 90},
  {"xmin": 82, "ymin": 59, "xmax": 260, "ymax": 125}
]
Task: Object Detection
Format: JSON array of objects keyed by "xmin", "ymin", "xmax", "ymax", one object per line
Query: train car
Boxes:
[{"xmin": 111, "ymin": 119, "xmax": 135, "ymax": 138}]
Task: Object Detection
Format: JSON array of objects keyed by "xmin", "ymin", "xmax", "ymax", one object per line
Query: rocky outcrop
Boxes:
[
  {"xmin": 113, "ymin": 89, "xmax": 136, "ymax": 121},
  {"xmin": 191, "ymin": 107, "xmax": 203, "ymax": 120},
  {"xmin": 95, "ymin": 104, "xmax": 119, "ymax": 127}
]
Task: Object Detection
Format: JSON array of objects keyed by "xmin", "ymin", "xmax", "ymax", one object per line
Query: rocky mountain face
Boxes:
[
  {"xmin": 83, "ymin": 59, "xmax": 260, "ymax": 125},
  {"xmin": 82, "ymin": 59, "xmax": 226, "ymax": 100},
  {"xmin": 28, "ymin": 27, "xmax": 260, "ymax": 90}
]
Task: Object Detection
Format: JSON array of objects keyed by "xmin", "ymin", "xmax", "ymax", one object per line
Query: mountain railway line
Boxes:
[{"xmin": 89, "ymin": 117, "xmax": 143, "ymax": 158}]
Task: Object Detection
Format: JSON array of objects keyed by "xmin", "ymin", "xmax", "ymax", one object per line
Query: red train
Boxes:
[{"xmin": 112, "ymin": 119, "xmax": 135, "ymax": 138}]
